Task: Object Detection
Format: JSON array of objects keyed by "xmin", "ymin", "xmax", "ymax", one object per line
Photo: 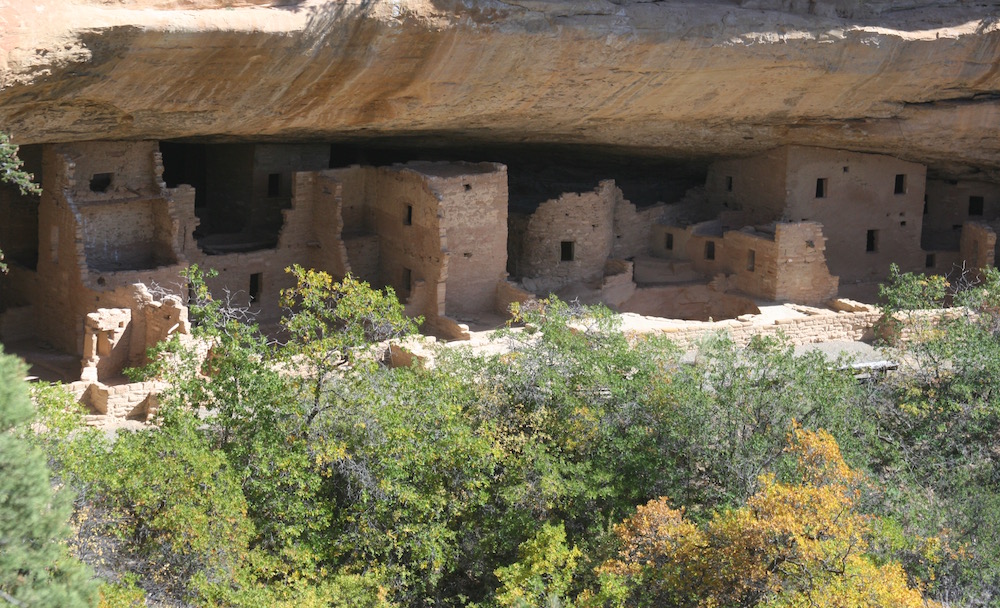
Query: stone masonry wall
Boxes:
[
  {"xmin": 706, "ymin": 147, "xmax": 788, "ymax": 225},
  {"xmin": 959, "ymin": 221, "xmax": 997, "ymax": 276},
  {"xmin": 641, "ymin": 307, "xmax": 882, "ymax": 350},
  {"xmin": 422, "ymin": 161, "xmax": 508, "ymax": 318},
  {"xmin": 515, "ymin": 180, "xmax": 617, "ymax": 294},
  {"xmin": 783, "ymin": 146, "xmax": 927, "ymax": 284},
  {"xmin": 923, "ymin": 179, "xmax": 1000, "ymax": 251},
  {"xmin": 612, "ymin": 197, "xmax": 664, "ymax": 260}
]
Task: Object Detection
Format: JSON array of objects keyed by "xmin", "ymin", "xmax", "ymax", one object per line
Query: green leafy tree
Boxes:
[
  {"xmin": 0, "ymin": 132, "xmax": 41, "ymax": 273},
  {"xmin": 494, "ymin": 522, "xmax": 582, "ymax": 608},
  {"xmin": 0, "ymin": 349, "xmax": 96, "ymax": 607},
  {"xmin": 869, "ymin": 264, "xmax": 1000, "ymax": 602}
]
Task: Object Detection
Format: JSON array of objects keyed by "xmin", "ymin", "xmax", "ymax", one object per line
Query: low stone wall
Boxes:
[
  {"xmin": 633, "ymin": 307, "xmax": 882, "ymax": 349},
  {"xmin": 65, "ymin": 379, "xmax": 167, "ymax": 426}
]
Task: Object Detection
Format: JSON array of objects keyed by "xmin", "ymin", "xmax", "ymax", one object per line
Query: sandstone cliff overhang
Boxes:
[{"xmin": 2, "ymin": 0, "xmax": 1000, "ymax": 176}]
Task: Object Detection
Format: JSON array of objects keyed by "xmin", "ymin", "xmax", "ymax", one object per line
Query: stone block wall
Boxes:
[
  {"xmin": 371, "ymin": 165, "xmax": 447, "ymax": 317},
  {"xmin": 783, "ymin": 146, "xmax": 927, "ymax": 284},
  {"xmin": 923, "ymin": 179, "xmax": 1000, "ymax": 251},
  {"xmin": 612, "ymin": 197, "xmax": 664, "ymax": 259},
  {"xmin": 706, "ymin": 147, "xmax": 788, "ymax": 225},
  {"xmin": 959, "ymin": 221, "xmax": 997, "ymax": 276},
  {"xmin": 513, "ymin": 180, "xmax": 618, "ymax": 293},
  {"xmin": 249, "ymin": 144, "xmax": 329, "ymax": 234},
  {"xmin": 422, "ymin": 162, "xmax": 508, "ymax": 317},
  {"xmin": 62, "ymin": 141, "xmax": 159, "ymax": 200},
  {"xmin": 643, "ymin": 307, "xmax": 882, "ymax": 349}
]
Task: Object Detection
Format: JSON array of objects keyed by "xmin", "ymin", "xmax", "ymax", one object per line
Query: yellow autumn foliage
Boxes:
[{"xmin": 600, "ymin": 426, "xmax": 939, "ymax": 608}]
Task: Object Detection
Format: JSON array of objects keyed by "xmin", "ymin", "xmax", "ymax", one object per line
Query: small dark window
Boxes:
[
  {"xmin": 969, "ymin": 196, "xmax": 984, "ymax": 216},
  {"xmin": 815, "ymin": 178, "xmax": 828, "ymax": 198},
  {"xmin": 900, "ymin": 221, "xmax": 907, "ymax": 227},
  {"xmin": 746, "ymin": 249, "xmax": 755, "ymax": 271},
  {"xmin": 665, "ymin": 233, "xmax": 674, "ymax": 251},
  {"xmin": 560, "ymin": 241, "xmax": 575, "ymax": 262},
  {"xmin": 249, "ymin": 273, "xmax": 262, "ymax": 301},
  {"xmin": 725, "ymin": 176, "xmax": 733, "ymax": 192},
  {"xmin": 953, "ymin": 224, "xmax": 963, "ymax": 231},
  {"xmin": 866, "ymin": 229, "xmax": 878, "ymax": 253},
  {"xmin": 705, "ymin": 241, "xmax": 716, "ymax": 261},
  {"xmin": 894, "ymin": 174, "xmax": 906, "ymax": 194},
  {"xmin": 923, "ymin": 196, "xmax": 929, "ymax": 215},
  {"xmin": 404, "ymin": 205, "xmax": 413, "ymax": 226},
  {"xmin": 464, "ymin": 183, "xmax": 472, "ymax": 191},
  {"xmin": 89, "ymin": 173, "xmax": 113, "ymax": 193},
  {"xmin": 267, "ymin": 173, "xmax": 281, "ymax": 197},
  {"xmin": 843, "ymin": 166, "xmax": 849, "ymax": 173},
  {"xmin": 926, "ymin": 254, "xmax": 936, "ymax": 268}
]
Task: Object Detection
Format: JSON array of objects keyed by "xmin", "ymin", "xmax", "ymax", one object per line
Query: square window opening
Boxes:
[
  {"xmin": 705, "ymin": 241, "xmax": 716, "ymax": 261},
  {"xmin": 926, "ymin": 254, "xmax": 936, "ymax": 268},
  {"xmin": 560, "ymin": 241, "xmax": 575, "ymax": 262},
  {"xmin": 267, "ymin": 173, "xmax": 281, "ymax": 197},
  {"xmin": 894, "ymin": 174, "xmax": 906, "ymax": 194},
  {"xmin": 746, "ymin": 249, "xmax": 755, "ymax": 271},
  {"xmin": 969, "ymin": 195, "xmax": 985, "ymax": 216},
  {"xmin": 249, "ymin": 273, "xmax": 262, "ymax": 302},
  {"xmin": 90, "ymin": 173, "xmax": 113, "ymax": 193},
  {"xmin": 866, "ymin": 229, "xmax": 879, "ymax": 253},
  {"xmin": 665, "ymin": 233, "xmax": 674, "ymax": 251},
  {"xmin": 815, "ymin": 178, "xmax": 828, "ymax": 198}
]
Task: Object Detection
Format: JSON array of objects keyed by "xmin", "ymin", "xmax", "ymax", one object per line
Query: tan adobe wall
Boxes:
[
  {"xmin": 514, "ymin": 180, "xmax": 618, "ymax": 294},
  {"xmin": 25, "ymin": 144, "xmax": 194, "ymax": 354},
  {"xmin": 62, "ymin": 141, "xmax": 160, "ymax": 199},
  {"xmin": 770, "ymin": 223, "xmax": 838, "ymax": 303},
  {"xmin": 612, "ymin": 198, "xmax": 664, "ymax": 259},
  {"xmin": 620, "ymin": 284, "xmax": 759, "ymax": 322},
  {"xmin": 684, "ymin": 222, "xmax": 726, "ymax": 277},
  {"xmin": 324, "ymin": 165, "xmax": 380, "ymax": 283},
  {"xmin": 923, "ymin": 179, "xmax": 1000, "ymax": 251},
  {"xmin": 706, "ymin": 147, "xmax": 788, "ymax": 225},
  {"xmin": 249, "ymin": 144, "xmax": 329, "ymax": 234},
  {"xmin": 371, "ymin": 165, "xmax": 447, "ymax": 321},
  {"xmin": 782, "ymin": 146, "xmax": 926, "ymax": 283},
  {"xmin": 192, "ymin": 170, "xmax": 334, "ymax": 322},
  {"xmin": 416, "ymin": 162, "xmax": 509, "ymax": 317},
  {"xmin": 959, "ymin": 221, "xmax": 996, "ymax": 275},
  {"xmin": 642, "ymin": 307, "xmax": 882, "ymax": 349},
  {"xmin": 299, "ymin": 172, "xmax": 351, "ymax": 280}
]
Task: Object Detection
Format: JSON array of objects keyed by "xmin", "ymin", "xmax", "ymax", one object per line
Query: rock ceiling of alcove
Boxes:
[{"xmin": 2, "ymin": 0, "xmax": 1000, "ymax": 177}]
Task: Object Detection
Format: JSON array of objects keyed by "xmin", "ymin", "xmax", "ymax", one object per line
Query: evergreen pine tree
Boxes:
[{"xmin": 0, "ymin": 349, "xmax": 96, "ymax": 607}]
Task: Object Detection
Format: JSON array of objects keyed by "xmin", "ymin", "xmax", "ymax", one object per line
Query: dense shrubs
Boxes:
[{"xmin": 11, "ymin": 265, "xmax": 1000, "ymax": 606}]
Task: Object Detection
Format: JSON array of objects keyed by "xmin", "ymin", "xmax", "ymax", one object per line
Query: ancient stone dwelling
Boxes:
[{"xmin": 1, "ymin": 140, "xmax": 999, "ymax": 391}]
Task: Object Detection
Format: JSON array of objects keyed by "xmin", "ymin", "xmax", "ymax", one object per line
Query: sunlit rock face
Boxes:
[{"xmin": 2, "ymin": 0, "xmax": 1000, "ymax": 176}]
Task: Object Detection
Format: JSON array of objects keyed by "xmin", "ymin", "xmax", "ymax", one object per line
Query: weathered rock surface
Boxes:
[{"xmin": 3, "ymin": 0, "xmax": 1000, "ymax": 175}]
